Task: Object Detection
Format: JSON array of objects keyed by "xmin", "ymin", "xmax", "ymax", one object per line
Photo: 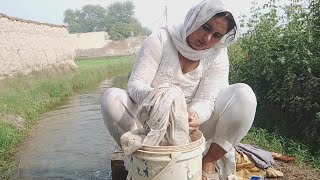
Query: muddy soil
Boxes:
[{"xmin": 273, "ymin": 160, "xmax": 320, "ymax": 180}]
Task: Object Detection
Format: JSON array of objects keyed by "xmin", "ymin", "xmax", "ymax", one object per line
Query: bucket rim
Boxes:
[{"xmin": 137, "ymin": 130, "xmax": 205, "ymax": 152}]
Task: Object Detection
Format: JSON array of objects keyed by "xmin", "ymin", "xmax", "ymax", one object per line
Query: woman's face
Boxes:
[{"xmin": 186, "ymin": 16, "xmax": 228, "ymax": 51}]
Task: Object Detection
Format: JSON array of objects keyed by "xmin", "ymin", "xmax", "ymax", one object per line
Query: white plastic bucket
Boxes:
[{"xmin": 128, "ymin": 130, "xmax": 205, "ymax": 180}]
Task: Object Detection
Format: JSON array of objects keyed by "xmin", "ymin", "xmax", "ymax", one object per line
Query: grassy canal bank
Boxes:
[{"xmin": 0, "ymin": 56, "xmax": 134, "ymax": 178}]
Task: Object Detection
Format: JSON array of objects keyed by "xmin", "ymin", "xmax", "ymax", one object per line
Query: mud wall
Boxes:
[
  {"xmin": 75, "ymin": 36, "xmax": 146, "ymax": 57},
  {"xmin": 0, "ymin": 13, "xmax": 76, "ymax": 79}
]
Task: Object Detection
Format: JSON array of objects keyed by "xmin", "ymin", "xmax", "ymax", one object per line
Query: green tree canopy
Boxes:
[
  {"xmin": 63, "ymin": 1, "xmax": 151, "ymax": 40},
  {"xmin": 63, "ymin": 5, "xmax": 107, "ymax": 33},
  {"xmin": 106, "ymin": 1, "xmax": 135, "ymax": 24}
]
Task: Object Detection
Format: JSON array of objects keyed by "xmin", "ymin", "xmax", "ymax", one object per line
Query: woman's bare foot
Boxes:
[
  {"xmin": 202, "ymin": 143, "xmax": 226, "ymax": 179},
  {"xmin": 202, "ymin": 155, "xmax": 217, "ymax": 180}
]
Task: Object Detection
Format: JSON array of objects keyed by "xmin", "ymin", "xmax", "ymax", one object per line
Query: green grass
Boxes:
[
  {"xmin": 0, "ymin": 56, "xmax": 134, "ymax": 178},
  {"xmin": 242, "ymin": 126, "xmax": 320, "ymax": 171}
]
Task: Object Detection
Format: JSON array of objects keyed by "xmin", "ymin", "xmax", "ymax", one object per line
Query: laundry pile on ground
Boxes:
[{"xmin": 235, "ymin": 143, "xmax": 295, "ymax": 179}]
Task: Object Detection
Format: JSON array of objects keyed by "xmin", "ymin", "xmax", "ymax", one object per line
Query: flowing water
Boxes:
[{"xmin": 13, "ymin": 79, "xmax": 120, "ymax": 180}]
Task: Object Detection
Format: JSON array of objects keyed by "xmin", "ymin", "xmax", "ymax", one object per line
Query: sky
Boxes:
[{"xmin": 0, "ymin": 0, "xmax": 254, "ymax": 32}]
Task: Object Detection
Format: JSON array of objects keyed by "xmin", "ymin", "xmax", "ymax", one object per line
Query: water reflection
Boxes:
[{"xmin": 13, "ymin": 79, "xmax": 119, "ymax": 180}]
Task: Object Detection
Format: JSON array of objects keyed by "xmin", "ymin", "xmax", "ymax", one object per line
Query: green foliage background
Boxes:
[{"xmin": 229, "ymin": 0, "xmax": 319, "ymax": 152}]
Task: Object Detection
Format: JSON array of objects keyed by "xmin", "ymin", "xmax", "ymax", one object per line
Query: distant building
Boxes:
[
  {"xmin": 70, "ymin": 31, "xmax": 109, "ymax": 50},
  {"xmin": 70, "ymin": 31, "xmax": 146, "ymax": 58}
]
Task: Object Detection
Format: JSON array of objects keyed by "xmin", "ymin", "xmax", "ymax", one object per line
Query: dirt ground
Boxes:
[{"xmin": 273, "ymin": 160, "xmax": 320, "ymax": 180}]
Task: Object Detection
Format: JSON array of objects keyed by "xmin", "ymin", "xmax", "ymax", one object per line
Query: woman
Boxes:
[{"xmin": 101, "ymin": 0, "xmax": 257, "ymax": 179}]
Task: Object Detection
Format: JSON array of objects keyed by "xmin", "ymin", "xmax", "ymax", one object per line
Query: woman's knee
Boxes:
[
  {"xmin": 101, "ymin": 87, "xmax": 123, "ymax": 108},
  {"xmin": 101, "ymin": 88, "xmax": 127, "ymax": 123},
  {"xmin": 229, "ymin": 83, "xmax": 256, "ymax": 129},
  {"xmin": 231, "ymin": 83, "xmax": 256, "ymax": 105},
  {"xmin": 216, "ymin": 83, "xmax": 257, "ymax": 130}
]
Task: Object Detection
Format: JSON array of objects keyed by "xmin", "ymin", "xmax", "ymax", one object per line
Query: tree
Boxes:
[
  {"xmin": 106, "ymin": 1, "xmax": 135, "ymax": 24},
  {"xmin": 63, "ymin": 9, "xmax": 82, "ymax": 33},
  {"xmin": 63, "ymin": 5, "xmax": 107, "ymax": 33},
  {"xmin": 105, "ymin": 1, "xmax": 150, "ymax": 40},
  {"xmin": 81, "ymin": 5, "xmax": 107, "ymax": 32},
  {"xmin": 63, "ymin": 1, "xmax": 151, "ymax": 40}
]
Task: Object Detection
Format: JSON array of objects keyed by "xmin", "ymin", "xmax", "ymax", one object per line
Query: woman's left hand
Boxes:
[{"xmin": 188, "ymin": 109, "xmax": 200, "ymax": 131}]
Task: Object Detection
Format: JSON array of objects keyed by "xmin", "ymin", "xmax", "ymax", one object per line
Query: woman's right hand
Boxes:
[{"xmin": 188, "ymin": 108, "xmax": 200, "ymax": 131}]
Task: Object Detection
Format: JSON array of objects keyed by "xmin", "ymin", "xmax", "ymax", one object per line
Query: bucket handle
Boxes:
[{"xmin": 152, "ymin": 152, "xmax": 181, "ymax": 180}]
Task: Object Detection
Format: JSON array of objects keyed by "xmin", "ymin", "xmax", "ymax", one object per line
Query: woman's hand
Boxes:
[{"xmin": 188, "ymin": 109, "xmax": 200, "ymax": 131}]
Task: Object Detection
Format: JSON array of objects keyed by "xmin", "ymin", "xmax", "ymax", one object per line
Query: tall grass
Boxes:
[
  {"xmin": 242, "ymin": 126, "xmax": 320, "ymax": 171},
  {"xmin": 0, "ymin": 56, "xmax": 134, "ymax": 178}
]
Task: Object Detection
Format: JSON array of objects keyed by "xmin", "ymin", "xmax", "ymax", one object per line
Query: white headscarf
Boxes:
[{"xmin": 167, "ymin": 0, "xmax": 240, "ymax": 61}]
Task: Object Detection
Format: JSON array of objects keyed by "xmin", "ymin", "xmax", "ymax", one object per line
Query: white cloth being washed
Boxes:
[{"xmin": 120, "ymin": 84, "xmax": 191, "ymax": 155}]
